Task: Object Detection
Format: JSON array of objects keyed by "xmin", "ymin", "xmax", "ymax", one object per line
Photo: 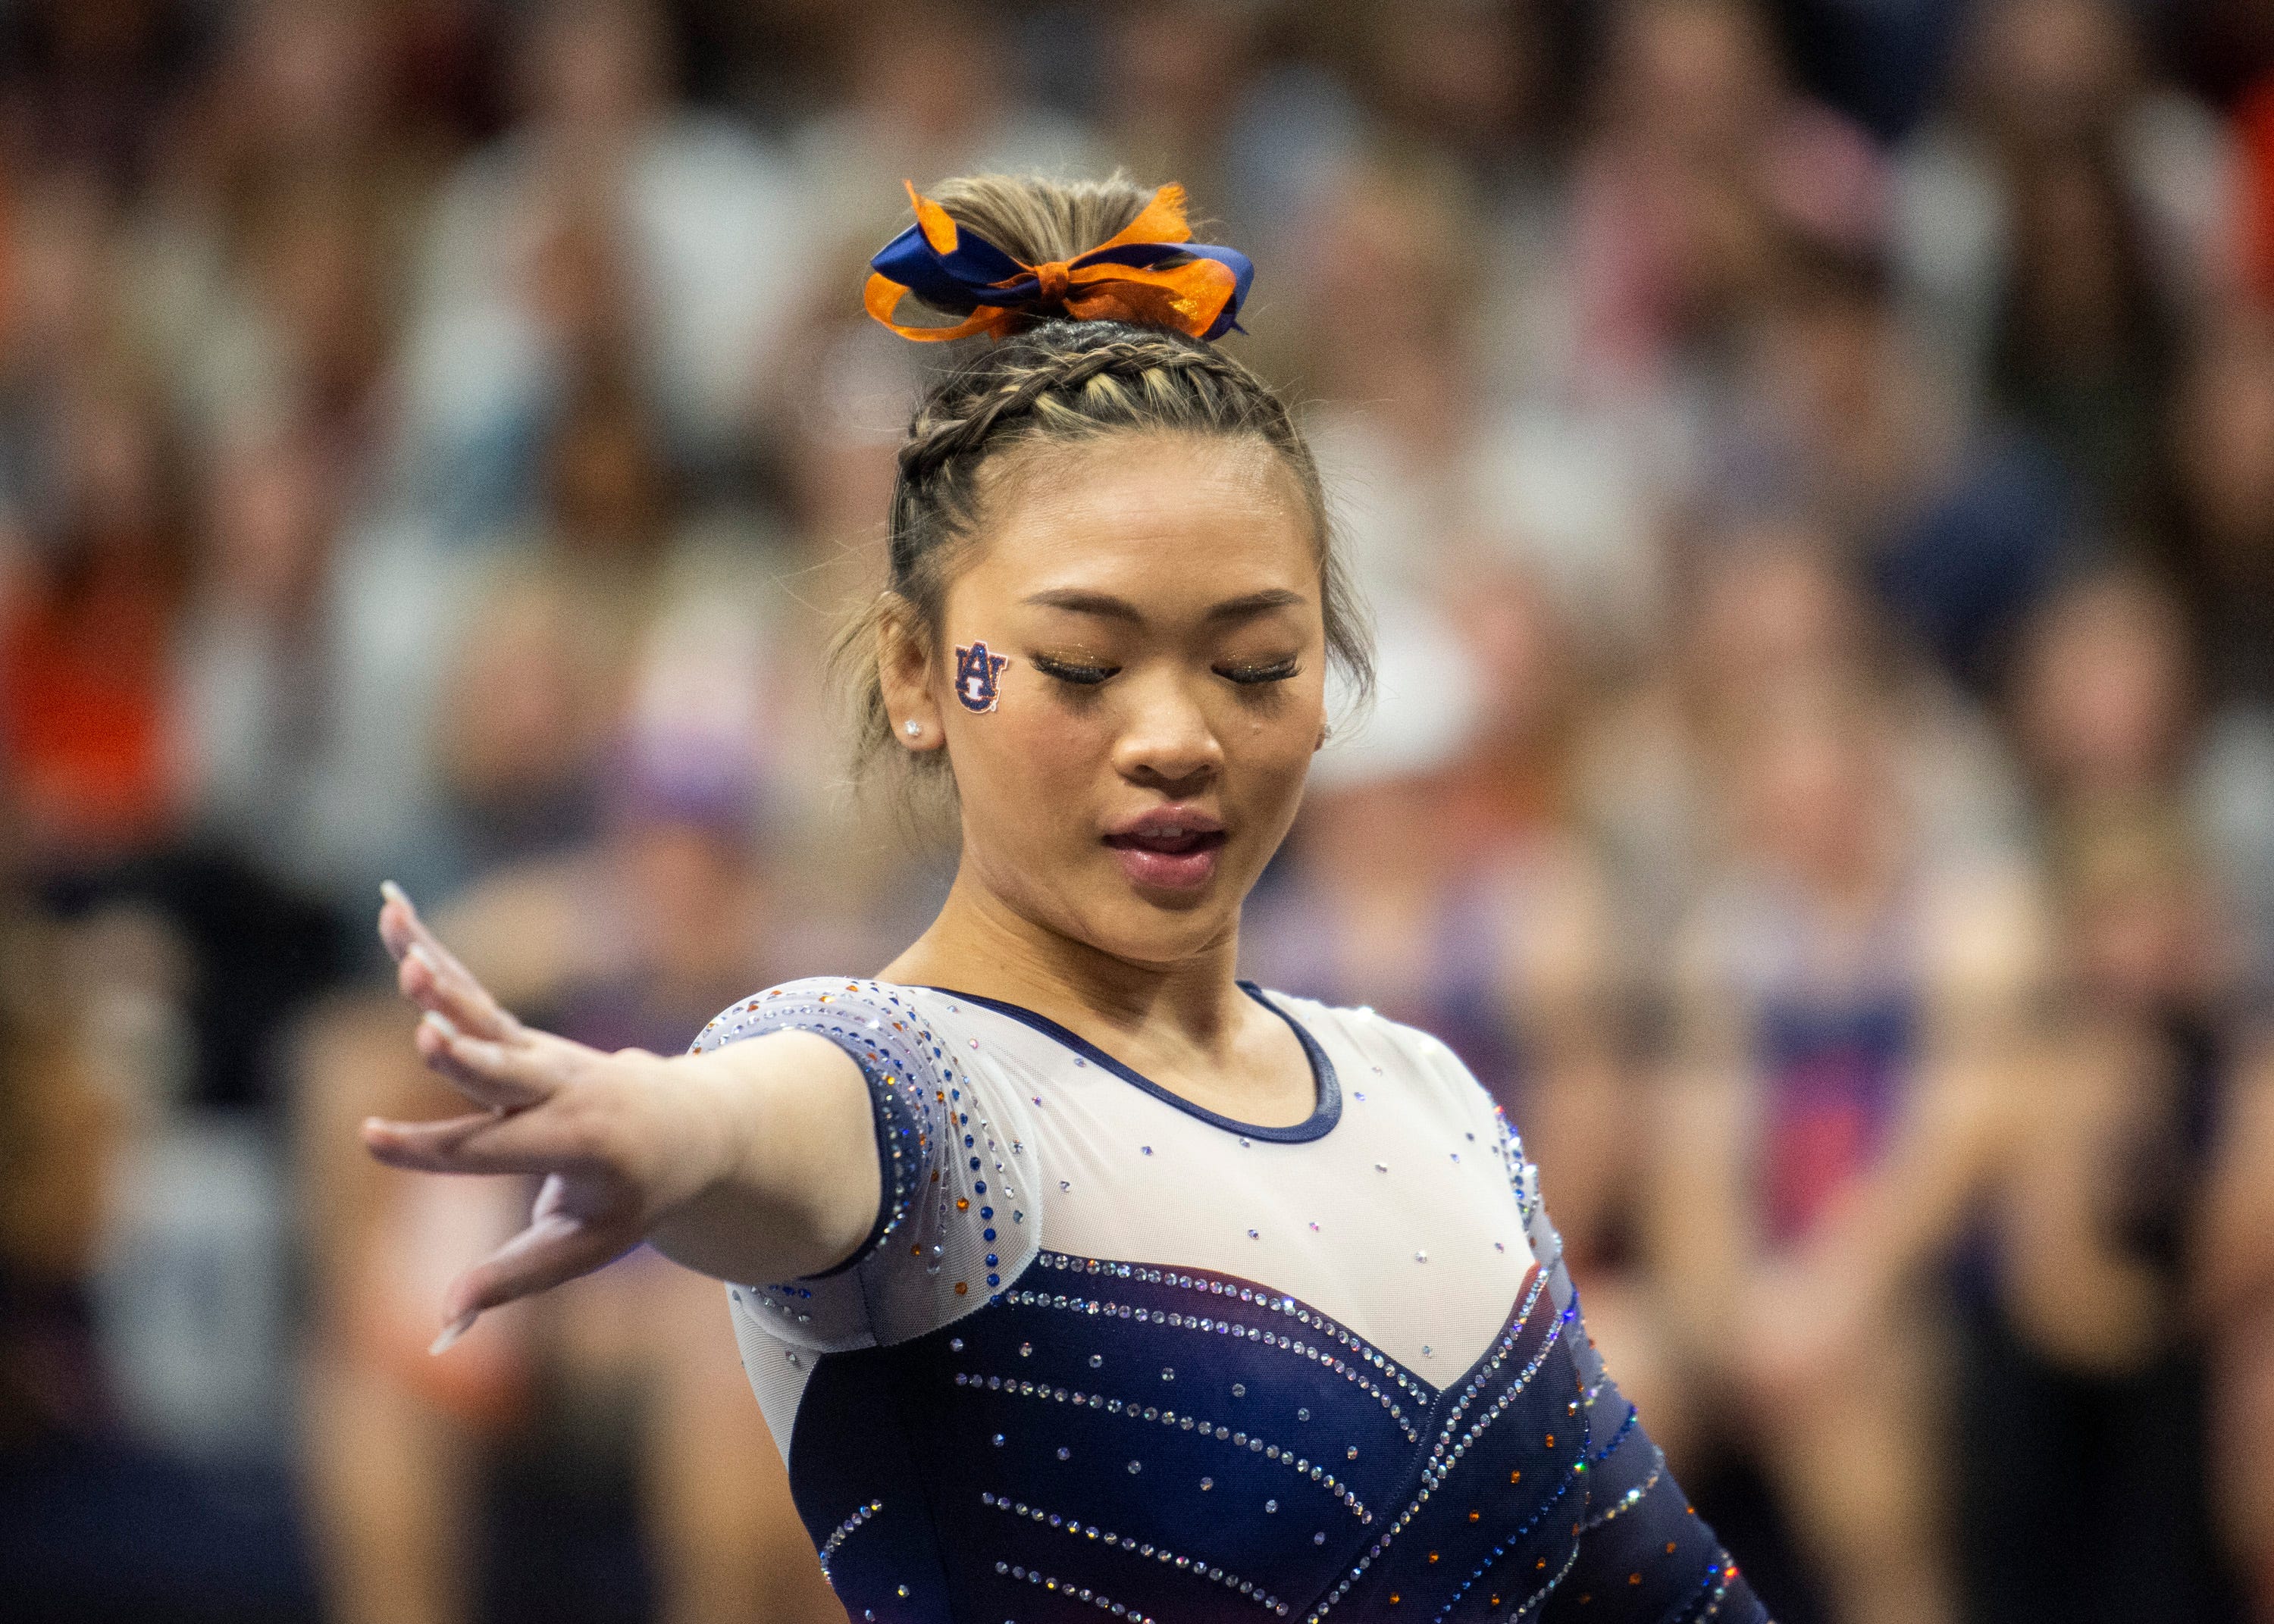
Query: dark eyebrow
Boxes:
[{"xmin": 1021, "ymin": 587, "xmax": 1307, "ymax": 623}]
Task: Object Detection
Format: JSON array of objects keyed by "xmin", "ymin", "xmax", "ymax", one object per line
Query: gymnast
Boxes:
[{"xmin": 363, "ymin": 171, "xmax": 1764, "ymax": 1623}]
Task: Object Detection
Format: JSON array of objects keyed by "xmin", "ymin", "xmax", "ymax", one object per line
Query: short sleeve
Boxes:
[{"xmin": 687, "ymin": 977, "xmax": 1042, "ymax": 1353}]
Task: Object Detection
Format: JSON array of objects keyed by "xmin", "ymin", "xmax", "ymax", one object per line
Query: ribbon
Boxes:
[{"xmin": 863, "ymin": 180, "xmax": 1254, "ymax": 343}]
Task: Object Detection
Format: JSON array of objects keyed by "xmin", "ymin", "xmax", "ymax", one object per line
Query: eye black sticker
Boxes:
[{"xmin": 954, "ymin": 641, "xmax": 1010, "ymax": 713}]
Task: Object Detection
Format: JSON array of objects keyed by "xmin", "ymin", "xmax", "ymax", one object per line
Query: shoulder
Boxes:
[
  {"xmin": 1248, "ymin": 986, "xmax": 1499, "ymax": 1134},
  {"xmin": 688, "ymin": 976, "xmax": 964, "ymax": 1058},
  {"xmin": 1262, "ymin": 985, "xmax": 1543, "ymax": 1221}
]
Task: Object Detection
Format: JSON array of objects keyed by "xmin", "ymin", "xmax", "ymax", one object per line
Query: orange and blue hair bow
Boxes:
[{"xmin": 864, "ymin": 180, "xmax": 1254, "ymax": 343}]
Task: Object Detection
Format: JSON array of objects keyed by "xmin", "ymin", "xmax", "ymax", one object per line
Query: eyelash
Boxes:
[
  {"xmin": 1028, "ymin": 654, "xmax": 1301, "ymax": 687},
  {"xmin": 1030, "ymin": 654, "xmax": 1116, "ymax": 686}
]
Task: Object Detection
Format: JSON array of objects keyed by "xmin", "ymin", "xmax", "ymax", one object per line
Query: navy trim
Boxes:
[
  {"xmin": 922, "ymin": 981, "xmax": 1342, "ymax": 1142},
  {"xmin": 797, "ymin": 1028, "xmax": 918, "ymax": 1280}
]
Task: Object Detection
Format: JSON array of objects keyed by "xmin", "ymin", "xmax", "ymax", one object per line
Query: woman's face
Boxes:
[{"xmin": 892, "ymin": 430, "xmax": 1328, "ymax": 968}]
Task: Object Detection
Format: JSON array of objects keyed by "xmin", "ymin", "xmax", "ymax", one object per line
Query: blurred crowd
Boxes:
[{"xmin": 4, "ymin": 1, "xmax": 2274, "ymax": 1621}]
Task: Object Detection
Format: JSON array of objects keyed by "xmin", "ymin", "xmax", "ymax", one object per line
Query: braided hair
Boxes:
[{"xmin": 840, "ymin": 174, "xmax": 1372, "ymax": 775}]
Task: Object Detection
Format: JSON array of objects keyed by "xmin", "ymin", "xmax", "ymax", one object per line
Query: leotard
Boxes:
[{"xmin": 690, "ymin": 977, "xmax": 1764, "ymax": 1622}]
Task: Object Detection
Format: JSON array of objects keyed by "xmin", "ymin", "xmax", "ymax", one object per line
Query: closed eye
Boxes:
[
  {"xmin": 1218, "ymin": 657, "xmax": 1301, "ymax": 685},
  {"xmin": 1031, "ymin": 652, "xmax": 1119, "ymax": 686}
]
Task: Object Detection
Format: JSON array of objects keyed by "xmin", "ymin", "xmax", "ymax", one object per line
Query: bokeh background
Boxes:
[{"xmin": 4, "ymin": 0, "xmax": 2273, "ymax": 1620}]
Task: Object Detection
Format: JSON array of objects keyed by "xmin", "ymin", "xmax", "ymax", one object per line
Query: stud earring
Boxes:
[{"xmin": 904, "ymin": 719, "xmax": 922, "ymax": 737}]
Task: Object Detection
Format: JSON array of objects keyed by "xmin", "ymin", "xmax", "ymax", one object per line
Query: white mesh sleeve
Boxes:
[{"xmin": 688, "ymin": 976, "xmax": 1042, "ymax": 1352}]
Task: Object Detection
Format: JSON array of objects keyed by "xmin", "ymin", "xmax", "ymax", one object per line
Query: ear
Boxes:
[{"xmin": 876, "ymin": 596, "xmax": 944, "ymax": 753}]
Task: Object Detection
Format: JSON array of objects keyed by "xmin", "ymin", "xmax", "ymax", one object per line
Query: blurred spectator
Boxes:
[
  {"xmin": 1568, "ymin": 0, "xmax": 1886, "ymax": 406},
  {"xmin": 1650, "ymin": 662, "xmax": 2046, "ymax": 1624},
  {"xmin": 1981, "ymin": 130, "xmax": 2184, "ymax": 526},
  {"xmin": 2009, "ymin": 565, "xmax": 2197, "ymax": 812},
  {"xmin": 1580, "ymin": 529, "xmax": 2028, "ymax": 946},
  {"xmin": 0, "ymin": 871, "xmax": 121, "ymax": 1449},
  {"xmin": 1289, "ymin": 155, "xmax": 1500, "ymax": 603},
  {"xmin": 2169, "ymin": 308, "xmax": 2274, "ymax": 708},
  {"xmin": 0, "ymin": 0, "xmax": 211, "ymax": 191},
  {"xmin": 1955, "ymin": 804, "xmax": 2249, "ymax": 1622},
  {"xmin": 401, "ymin": 0, "xmax": 812, "ymax": 525},
  {"xmin": 168, "ymin": 421, "xmax": 484, "ymax": 915},
  {"xmin": 2011, "ymin": 563, "xmax": 2274, "ymax": 997},
  {"xmin": 0, "ymin": 372, "xmax": 190, "ymax": 867},
  {"xmin": 1774, "ymin": 0, "xmax": 1972, "ymax": 146},
  {"xmin": 2166, "ymin": 311, "xmax": 2274, "ymax": 1000},
  {"xmin": 1896, "ymin": 0, "xmax": 2238, "ymax": 427},
  {"xmin": 0, "ymin": 169, "xmax": 132, "ymax": 526},
  {"xmin": 1711, "ymin": 248, "xmax": 2079, "ymax": 694},
  {"xmin": 786, "ymin": 0, "xmax": 1105, "ymax": 255},
  {"xmin": 1082, "ymin": 0, "xmax": 1266, "ymax": 231},
  {"xmin": 1, "ymin": 2, "xmax": 2269, "ymax": 1618},
  {"xmin": 2200, "ymin": 1014, "xmax": 2274, "ymax": 1619}
]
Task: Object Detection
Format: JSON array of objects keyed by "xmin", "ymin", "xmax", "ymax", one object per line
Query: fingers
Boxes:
[
  {"xmin": 375, "ymin": 879, "xmax": 418, "ymax": 962},
  {"xmin": 442, "ymin": 1203, "xmax": 637, "ymax": 1322},
  {"xmin": 398, "ymin": 948, "xmax": 518, "ymax": 1044},
  {"xmin": 377, "ymin": 880, "xmax": 466, "ymax": 975},
  {"xmin": 362, "ymin": 1103, "xmax": 592, "ymax": 1176},
  {"xmin": 410, "ymin": 1009, "xmax": 555, "ymax": 1110},
  {"xmin": 366, "ymin": 1025, "xmax": 616, "ymax": 1158},
  {"xmin": 377, "ymin": 881, "xmax": 520, "ymax": 1041}
]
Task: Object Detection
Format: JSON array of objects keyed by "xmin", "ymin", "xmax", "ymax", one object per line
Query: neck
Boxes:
[{"xmin": 879, "ymin": 862, "xmax": 1251, "ymax": 1051}]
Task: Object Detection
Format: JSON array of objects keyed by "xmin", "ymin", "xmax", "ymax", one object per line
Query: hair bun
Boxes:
[{"xmin": 863, "ymin": 174, "xmax": 1254, "ymax": 343}]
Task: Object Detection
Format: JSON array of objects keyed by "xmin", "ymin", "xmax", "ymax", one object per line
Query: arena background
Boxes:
[{"xmin": 2, "ymin": 1, "xmax": 2272, "ymax": 1620}]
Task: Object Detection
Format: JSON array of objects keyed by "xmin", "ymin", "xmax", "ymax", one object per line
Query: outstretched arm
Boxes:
[{"xmin": 361, "ymin": 883, "xmax": 882, "ymax": 1345}]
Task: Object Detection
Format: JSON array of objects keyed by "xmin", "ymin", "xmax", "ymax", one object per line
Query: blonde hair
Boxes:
[{"xmin": 836, "ymin": 173, "xmax": 1372, "ymax": 777}]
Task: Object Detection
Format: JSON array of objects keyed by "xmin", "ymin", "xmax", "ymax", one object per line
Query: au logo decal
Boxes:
[{"xmin": 954, "ymin": 641, "xmax": 1010, "ymax": 713}]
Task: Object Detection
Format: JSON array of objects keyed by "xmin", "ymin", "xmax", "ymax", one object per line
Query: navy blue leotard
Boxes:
[{"xmin": 691, "ymin": 978, "xmax": 1764, "ymax": 1623}]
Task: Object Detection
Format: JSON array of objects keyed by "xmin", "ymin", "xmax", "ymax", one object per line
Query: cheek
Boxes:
[
  {"xmin": 951, "ymin": 689, "xmax": 1114, "ymax": 831},
  {"xmin": 1237, "ymin": 709, "xmax": 1325, "ymax": 803}
]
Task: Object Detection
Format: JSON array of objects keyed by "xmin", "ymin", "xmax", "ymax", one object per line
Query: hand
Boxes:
[{"xmin": 363, "ymin": 882, "xmax": 735, "ymax": 1350}]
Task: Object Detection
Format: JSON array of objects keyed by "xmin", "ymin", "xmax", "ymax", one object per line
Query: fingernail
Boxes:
[
  {"xmin": 381, "ymin": 880, "xmax": 410, "ymax": 907},
  {"xmin": 406, "ymin": 943, "xmax": 440, "ymax": 974},
  {"xmin": 430, "ymin": 1310, "xmax": 478, "ymax": 1356},
  {"xmin": 421, "ymin": 1009, "xmax": 462, "ymax": 1042}
]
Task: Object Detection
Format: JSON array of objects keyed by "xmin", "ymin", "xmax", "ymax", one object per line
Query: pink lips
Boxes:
[{"xmin": 1101, "ymin": 806, "xmax": 1227, "ymax": 892}]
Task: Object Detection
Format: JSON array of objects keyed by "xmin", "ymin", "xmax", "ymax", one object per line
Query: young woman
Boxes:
[{"xmin": 364, "ymin": 174, "xmax": 1764, "ymax": 1624}]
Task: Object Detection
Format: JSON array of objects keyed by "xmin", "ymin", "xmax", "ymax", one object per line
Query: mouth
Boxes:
[{"xmin": 1101, "ymin": 813, "xmax": 1228, "ymax": 892}]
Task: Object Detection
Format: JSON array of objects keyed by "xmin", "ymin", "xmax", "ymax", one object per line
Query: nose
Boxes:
[{"xmin": 1110, "ymin": 670, "xmax": 1223, "ymax": 793}]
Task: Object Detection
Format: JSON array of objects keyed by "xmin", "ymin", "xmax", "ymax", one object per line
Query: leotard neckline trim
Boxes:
[{"xmin": 918, "ymin": 981, "xmax": 1342, "ymax": 1143}]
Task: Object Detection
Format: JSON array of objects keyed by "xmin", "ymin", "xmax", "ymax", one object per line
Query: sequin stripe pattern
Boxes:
[
  {"xmin": 1655, "ymin": 1555, "xmax": 1745, "ymax": 1624},
  {"xmin": 1304, "ymin": 1268, "xmax": 1563, "ymax": 1623},
  {"xmin": 1425, "ymin": 1280, "xmax": 1588, "ymax": 1624},
  {"xmin": 1490, "ymin": 1113, "xmax": 1573, "ymax": 1324},
  {"xmin": 1509, "ymin": 1538, "xmax": 1583, "ymax": 1618},
  {"xmin": 1587, "ymin": 1404, "xmax": 1641, "ymax": 1472},
  {"xmin": 1583, "ymin": 1452, "xmax": 1665, "ymax": 1533},
  {"xmin": 735, "ymin": 1280, "xmax": 822, "ymax": 1335},
  {"xmin": 1018, "ymin": 1251, "xmax": 1427, "ymax": 1441},
  {"xmin": 926, "ymin": 993, "xmax": 1033, "ymax": 1298},
  {"xmin": 988, "ymin": 1559, "xmax": 1157, "ymax": 1624},
  {"xmin": 1416, "ymin": 1267, "xmax": 1550, "ymax": 1490},
  {"xmin": 954, "ymin": 1371, "xmax": 1372, "ymax": 1519},
  {"xmin": 981, "ymin": 1491, "xmax": 1292, "ymax": 1616},
  {"xmin": 816, "ymin": 1499, "xmax": 882, "ymax": 1583},
  {"xmin": 1490, "ymin": 1108, "xmax": 1540, "ymax": 1233},
  {"xmin": 693, "ymin": 982, "xmax": 941, "ymax": 1265},
  {"xmin": 1430, "ymin": 1471, "xmax": 1580, "ymax": 1622}
]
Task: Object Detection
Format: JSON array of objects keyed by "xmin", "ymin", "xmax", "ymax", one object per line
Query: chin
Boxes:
[{"xmin": 1079, "ymin": 890, "xmax": 1240, "ymax": 965}]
